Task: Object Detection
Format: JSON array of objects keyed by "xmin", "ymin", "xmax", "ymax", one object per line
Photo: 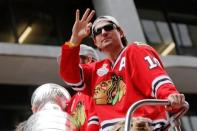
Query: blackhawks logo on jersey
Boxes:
[
  {"xmin": 93, "ymin": 74, "xmax": 126, "ymax": 105},
  {"xmin": 70, "ymin": 102, "xmax": 86, "ymax": 130}
]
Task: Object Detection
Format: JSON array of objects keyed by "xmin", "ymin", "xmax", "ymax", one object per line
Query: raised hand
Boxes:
[{"xmin": 70, "ymin": 8, "xmax": 95, "ymax": 45}]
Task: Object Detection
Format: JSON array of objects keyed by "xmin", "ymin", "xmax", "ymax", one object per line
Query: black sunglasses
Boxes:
[{"xmin": 93, "ymin": 23, "xmax": 116, "ymax": 37}]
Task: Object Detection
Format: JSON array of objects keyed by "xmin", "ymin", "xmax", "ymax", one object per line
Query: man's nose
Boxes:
[{"xmin": 101, "ymin": 29, "xmax": 108, "ymax": 35}]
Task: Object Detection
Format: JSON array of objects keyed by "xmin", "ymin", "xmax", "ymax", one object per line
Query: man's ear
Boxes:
[{"xmin": 118, "ymin": 28, "xmax": 124, "ymax": 38}]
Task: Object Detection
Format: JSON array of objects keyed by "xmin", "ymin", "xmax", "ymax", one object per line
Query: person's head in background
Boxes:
[
  {"xmin": 31, "ymin": 83, "xmax": 71, "ymax": 113},
  {"xmin": 79, "ymin": 44, "xmax": 99, "ymax": 64},
  {"xmin": 57, "ymin": 44, "xmax": 99, "ymax": 65}
]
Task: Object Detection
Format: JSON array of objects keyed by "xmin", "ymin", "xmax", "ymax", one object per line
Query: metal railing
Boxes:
[{"xmin": 124, "ymin": 99, "xmax": 189, "ymax": 131}]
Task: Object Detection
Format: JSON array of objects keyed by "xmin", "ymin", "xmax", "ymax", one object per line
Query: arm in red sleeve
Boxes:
[
  {"xmin": 60, "ymin": 44, "xmax": 82, "ymax": 85},
  {"xmin": 156, "ymin": 83, "xmax": 179, "ymax": 99},
  {"xmin": 60, "ymin": 44, "xmax": 93, "ymax": 91},
  {"xmin": 131, "ymin": 44, "xmax": 179, "ymax": 98}
]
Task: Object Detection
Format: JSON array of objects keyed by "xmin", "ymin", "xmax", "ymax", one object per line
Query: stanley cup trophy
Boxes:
[{"xmin": 24, "ymin": 83, "xmax": 73, "ymax": 131}]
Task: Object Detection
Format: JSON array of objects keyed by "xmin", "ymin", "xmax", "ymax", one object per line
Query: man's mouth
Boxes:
[{"xmin": 101, "ymin": 38, "xmax": 110, "ymax": 43}]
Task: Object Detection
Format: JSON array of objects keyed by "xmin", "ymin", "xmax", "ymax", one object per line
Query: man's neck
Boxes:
[{"xmin": 105, "ymin": 46, "xmax": 124, "ymax": 62}]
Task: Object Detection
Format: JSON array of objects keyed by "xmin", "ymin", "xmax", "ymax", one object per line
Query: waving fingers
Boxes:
[
  {"xmin": 75, "ymin": 9, "xmax": 80, "ymax": 22},
  {"xmin": 71, "ymin": 9, "xmax": 95, "ymax": 44},
  {"xmin": 81, "ymin": 8, "xmax": 90, "ymax": 21},
  {"xmin": 86, "ymin": 10, "xmax": 95, "ymax": 22},
  {"xmin": 81, "ymin": 8, "xmax": 95, "ymax": 22}
]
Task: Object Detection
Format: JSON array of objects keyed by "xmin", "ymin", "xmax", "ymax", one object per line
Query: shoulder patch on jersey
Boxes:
[{"xmin": 97, "ymin": 64, "xmax": 109, "ymax": 77}]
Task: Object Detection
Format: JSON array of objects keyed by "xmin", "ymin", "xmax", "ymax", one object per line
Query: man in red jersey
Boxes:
[
  {"xmin": 60, "ymin": 8, "xmax": 186, "ymax": 131},
  {"xmin": 66, "ymin": 44, "xmax": 100, "ymax": 131}
]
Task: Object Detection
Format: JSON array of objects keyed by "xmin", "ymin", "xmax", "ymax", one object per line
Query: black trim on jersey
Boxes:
[
  {"xmin": 71, "ymin": 81, "xmax": 84, "ymax": 89},
  {"xmin": 102, "ymin": 122, "xmax": 118, "ymax": 130},
  {"xmin": 88, "ymin": 118, "xmax": 99, "ymax": 123},
  {"xmin": 153, "ymin": 78, "xmax": 170, "ymax": 96}
]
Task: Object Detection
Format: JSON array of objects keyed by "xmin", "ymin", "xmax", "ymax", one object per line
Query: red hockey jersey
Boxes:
[
  {"xmin": 66, "ymin": 92, "xmax": 100, "ymax": 131},
  {"xmin": 60, "ymin": 42, "xmax": 179, "ymax": 130}
]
